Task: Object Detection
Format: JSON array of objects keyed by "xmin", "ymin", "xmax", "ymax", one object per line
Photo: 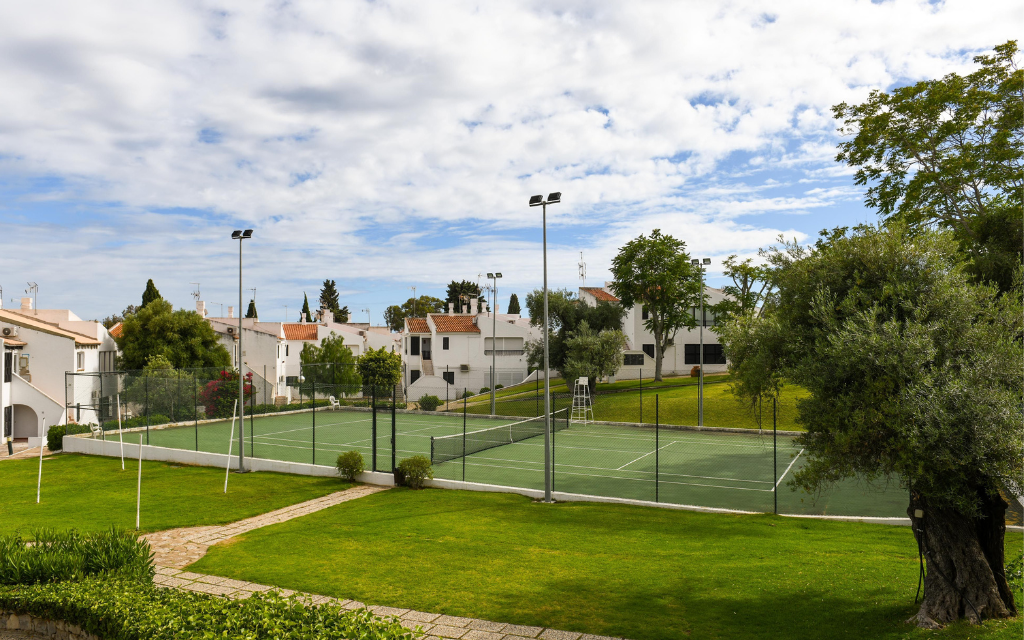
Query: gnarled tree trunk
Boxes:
[{"xmin": 907, "ymin": 487, "xmax": 1017, "ymax": 628}]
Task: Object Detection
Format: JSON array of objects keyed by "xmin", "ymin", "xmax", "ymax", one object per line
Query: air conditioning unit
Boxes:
[
  {"xmin": 1, "ymin": 327, "xmax": 15, "ymax": 337},
  {"xmin": 226, "ymin": 327, "xmax": 235, "ymax": 335},
  {"xmin": 460, "ymin": 364, "xmax": 470, "ymax": 372}
]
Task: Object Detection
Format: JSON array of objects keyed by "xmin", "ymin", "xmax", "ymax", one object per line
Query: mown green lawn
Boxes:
[
  {"xmin": 192, "ymin": 488, "xmax": 1023, "ymax": 640},
  {"xmin": 0, "ymin": 453, "xmax": 350, "ymax": 536}
]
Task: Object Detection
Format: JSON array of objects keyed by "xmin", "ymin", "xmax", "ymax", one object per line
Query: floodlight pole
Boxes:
[
  {"xmin": 692, "ymin": 258, "xmax": 710, "ymax": 427},
  {"xmin": 531, "ymin": 192, "xmax": 560, "ymax": 503},
  {"xmin": 488, "ymin": 273, "xmax": 501, "ymax": 416},
  {"xmin": 232, "ymin": 230, "xmax": 253, "ymax": 472}
]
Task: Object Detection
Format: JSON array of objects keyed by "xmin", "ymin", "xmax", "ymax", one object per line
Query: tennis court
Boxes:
[{"xmin": 139, "ymin": 406, "xmax": 908, "ymax": 518}]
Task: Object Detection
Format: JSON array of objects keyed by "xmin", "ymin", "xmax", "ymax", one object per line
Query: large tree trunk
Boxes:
[{"xmin": 907, "ymin": 488, "xmax": 1017, "ymax": 628}]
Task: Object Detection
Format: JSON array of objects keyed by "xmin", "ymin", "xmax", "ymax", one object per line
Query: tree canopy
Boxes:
[
  {"xmin": 357, "ymin": 347, "xmax": 402, "ymax": 391},
  {"xmin": 610, "ymin": 229, "xmax": 702, "ymax": 380},
  {"xmin": 299, "ymin": 332, "xmax": 361, "ymax": 387},
  {"xmin": 524, "ymin": 289, "xmax": 625, "ymax": 374},
  {"xmin": 718, "ymin": 224, "xmax": 1021, "ymax": 626},
  {"xmin": 708, "ymin": 255, "xmax": 773, "ymax": 323},
  {"xmin": 445, "ymin": 280, "xmax": 486, "ymax": 313},
  {"xmin": 140, "ymin": 279, "xmax": 162, "ymax": 310},
  {"xmin": 115, "ymin": 298, "xmax": 231, "ymax": 370},
  {"xmin": 300, "ymin": 293, "xmax": 312, "ymax": 323},
  {"xmin": 384, "ymin": 296, "xmax": 447, "ymax": 331},
  {"xmin": 561, "ymin": 321, "xmax": 626, "ymax": 393},
  {"xmin": 833, "ymin": 40, "xmax": 1022, "ymax": 292},
  {"xmin": 318, "ymin": 279, "xmax": 349, "ymax": 322},
  {"xmin": 507, "ymin": 293, "xmax": 521, "ymax": 315},
  {"xmin": 245, "ymin": 299, "xmax": 257, "ymax": 319}
]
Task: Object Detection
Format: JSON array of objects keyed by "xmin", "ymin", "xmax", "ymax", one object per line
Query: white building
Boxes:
[
  {"xmin": 401, "ymin": 298, "xmax": 540, "ymax": 400},
  {"xmin": 579, "ymin": 284, "xmax": 729, "ymax": 379},
  {"xmin": 0, "ymin": 299, "xmax": 112, "ymax": 444}
]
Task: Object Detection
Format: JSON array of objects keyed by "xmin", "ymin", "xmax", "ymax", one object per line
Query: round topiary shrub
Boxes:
[
  {"xmin": 396, "ymin": 455, "xmax": 433, "ymax": 489},
  {"xmin": 335, "ymin": 450, "xmax": 365, "ymax": 481},
  {"xmin": 417, "ymin": 394, "xmax": 441, "ymax": 411}
]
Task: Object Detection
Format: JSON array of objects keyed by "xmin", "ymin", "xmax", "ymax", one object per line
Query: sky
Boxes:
[{"xmin": 0, "ymin": 0, "xmax": 1019, "ymax": 324}]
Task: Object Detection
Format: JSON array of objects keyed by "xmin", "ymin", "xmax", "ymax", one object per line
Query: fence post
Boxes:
[
  {"xmin": 639, "ymin": 366, "xmax": 642, "ymax": 425},
  {"xmin": 194, "ymin": 375, "xmax": 198, "ymax": 451},
  {"xmin": 312, "ymin": 380, "xmax": 316, "ymax": 466},
  {"xmin": 656, "ymin": 394, "xmax": 660, "ymax": 503},
  {"xmin": 371, "ymin": 386, "xmax": 377, "ymax": 472},
  {"xmin": 249, "ymin": 374, "xmax": 255, "ymax": 459},
  {"xmin": 145, "ymin": 375, "xmax": 150, "ymax": 444},
  {"xmin": 462, "ymin": 389, "xmax": 467, "ymax": 482},
  {"xmin": 391, "ymin": 385, "xmax": 397, "ymax": 471},
  {"xmin": 773, "ymin": 396, "xmax": 778, "ymax": 515}
]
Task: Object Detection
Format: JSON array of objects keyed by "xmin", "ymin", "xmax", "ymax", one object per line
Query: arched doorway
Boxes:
[{"xmin": 12, "ymin": 404, "xmax": 38, "ymax": 440}]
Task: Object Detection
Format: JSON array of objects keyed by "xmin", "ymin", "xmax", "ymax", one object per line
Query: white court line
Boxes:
[
  {"xmin": 776, "ymin": 448, "xmax": 804, "ymax": 488},
  {"xmin": 616, "ymin": 441, "xmax": 676, "ymax": 470}
]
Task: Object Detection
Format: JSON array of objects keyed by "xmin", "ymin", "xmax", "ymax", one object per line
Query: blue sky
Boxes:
[{"xmin": 0, "ymin": 0, "xmax": 1019, "ymax": 323}]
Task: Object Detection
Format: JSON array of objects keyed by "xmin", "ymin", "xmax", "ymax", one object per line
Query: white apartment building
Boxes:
[
  {"xmin": 579, "ymin": 284, "xmax": 729, "ymax": 379},
  {"xmin": 401, "ymin": 298, "xmax": 540, "ymax": 400},
  {"xmin": 0, "ymin": 299, "xmax": 112, "ymax": 444}
]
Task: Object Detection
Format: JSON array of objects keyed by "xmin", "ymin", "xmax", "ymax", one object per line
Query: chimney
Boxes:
[
  {"xmin": 322, "ymin": 308, "xmax": 334, "ymax": 324},
  {"xmin": 447, "ymin": 302, "xmax": 454, "ymax": 314},
  {"xmin": 20, "ymin": 297, "xmax": 32, "ymax": 311},
  {"xmin": 469, "ymin": 297, "xmax": 477, "ymax": 314},
  {"xmin": 196, "ymin": 300, "xmax": 206, "ymax": 317},
  {"xmin": 228, "ymin": 306, "xmax": 234, "ymax": 319}
]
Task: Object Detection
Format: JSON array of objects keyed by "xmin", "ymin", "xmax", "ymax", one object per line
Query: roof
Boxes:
[
  {"xmin": 1, "ymin": 337, "xmax": 27, "ymax": 347},
  {"xmin": 430, "ymin": 314, "xmax": 480, "ymax": 333},
  {"xmin": 283, "ymin": 323, "xmax": 320, "ymax": 341},
  {"xmin": 0, "ymin": 309, "xmax": 102, "ymax": 346},
  {"xmin": 406, "ymin": 317, "xmax": 429, "ymax": 333},
  {"xmin": 581, "ymin": 287, "xmax": 620, "ymax": 302},
  {"xmin": 108, "ymin": 322, "xmax": 123, "ymax": 338}
]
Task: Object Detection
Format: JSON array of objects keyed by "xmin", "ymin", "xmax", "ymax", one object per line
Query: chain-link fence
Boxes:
[{"xmin": 65, "ymin": 367, "xmax": 913, "ymax": 518}]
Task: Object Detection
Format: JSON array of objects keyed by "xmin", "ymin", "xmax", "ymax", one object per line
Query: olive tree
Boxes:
[
  {"xmin": 561, "ymin": 321, "xmax": 627, "ymax": 394},
  {"xmin": 719, "ymin": 224, "xmax": 1021, "ymax": 627}
]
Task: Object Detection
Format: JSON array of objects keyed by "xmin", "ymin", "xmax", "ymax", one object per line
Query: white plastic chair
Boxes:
[
  {"xmin": 328, "ymin": 396, "xmax": 341, "ymax": 411},
  {"xmin": 89, "ymin": 423, "xmax": 103, "ymax": 438}
]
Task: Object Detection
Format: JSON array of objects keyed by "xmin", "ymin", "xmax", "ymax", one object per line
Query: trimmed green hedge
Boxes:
[
  {"xmin": 0, "ymin": 578, "xmax": 419, "ymax": 639},
  {"xmin": 0, "ymin": 528, "xmax": 153, "ymax": 585},
  {"xmin": 46, "ymin": 424, "xmax": 92, "ymax": 451}
]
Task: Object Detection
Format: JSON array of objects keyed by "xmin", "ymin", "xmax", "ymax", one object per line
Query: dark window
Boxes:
[
  {"xmin": 641, "ymin": 306, "xmax": 649, "ymax": 320},
  {"xmin": 642, "ymin": 344, "xmax": 655, "ymax": 358},
  {"xmin": 410, "ymin": 369, "xmax": 421, "ymax": 384},
  {"xmin": 704, "ymin": 343, "xmax": 726, "ymax": 364},
  {"xmin": 3, "ymin": 352, "xmax": 11, "ymax": 383},
  {"xmin": 3, "ymin": 405, "xmax": 12, "ymax": 438},
  {"xmin": 286, "ymin": 375, "xmax": 298, "ymax": 385},
  {"xmin": 285, "ymin": 345, "xmax": 289, "ymax": 357},
  {"xmin": 442, "ymin": 337, "xmax": 450, "ymax": 350},
  {"xmin": 410, "ymin": 336, "xmax": 420, "ymax": 356},
  {"xmin": 442, "ymin": 371, "xmax": 455, "ymax": 385},
  {"xmin": 684, "ymin": 344, "xmax": 700, "ymax": 364},
  {"xmin": 623, "ymin": 353, "xmax": 644, "ymax": 366}
]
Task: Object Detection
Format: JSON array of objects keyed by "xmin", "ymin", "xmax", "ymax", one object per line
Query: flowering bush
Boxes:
[{"xmin": 198, "ymin": 370, "xmax": 253, "ymax": 418}]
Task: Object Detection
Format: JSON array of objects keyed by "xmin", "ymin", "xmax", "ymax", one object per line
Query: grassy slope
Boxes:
[
  {"xmin": 192, "ymin": 489, "xmax": 1023, "ymax": 640},
  {"xmin": 0, "ymin": 453, "xmax": 349, "ymax": 536}
]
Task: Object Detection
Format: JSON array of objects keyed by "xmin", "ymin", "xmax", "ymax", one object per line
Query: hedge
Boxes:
[
  {"xmin": 0, "ymin": 528, "xmax": 153, "ymax": 584},
  {"xmin": 0, "ymin": 578, "xmax": 419, "ymax": 640},
  {"xmin": 46, "ymin": 424, "xmax": 92, "ymax": 451}
]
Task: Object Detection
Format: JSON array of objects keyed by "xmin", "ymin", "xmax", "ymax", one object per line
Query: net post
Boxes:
[
  {"xmin": 773, "ymin": 395, "xmax": 778, "ymax": 515},
  {"xmin": 462, "ymin": 389, "xmax": 467, "ymax": 482},
  {"xmin": 656, "ymin": 395, "xmax": 660, "ymax": 503},
  {"xmin": 145, "ymin": 375, "xmax": 150, "ymax": 445},
  {"xmin": 391, "ymin": 384, "xmax": 396, "ymax": 472},
  {"xmin": 312, "ymin": 379, "xmax": 316, "ymax": 466},
  {"xmin": 249, "ymin": 371, "xmax": 254, "ymax": 459},
  {"xmin": 194, "ymin": 374, "xmax": 198, "ymax": 451},
  {"xmin": 372, "ymin": 386, "xmax": 378, "ymax": 472}
]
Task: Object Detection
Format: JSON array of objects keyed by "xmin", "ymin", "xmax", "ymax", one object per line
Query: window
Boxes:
[
  {"xmin": 704, "ymin": 343, "xmax": 726, "ymax": 364},
  {"xmin": 684, "ymin": 344, "xmax": 700, "ymax": 364},
  {"xmin": 410, "ymin": 336, "xmax": 420, "ymax": 356},
  {"xmin": 285, "ymin": 344, "xmax": 289, "ymax": 357},
  {"xmin": 641, "ymin": 306, "xmax": 649, "ymax": 320},
  {"xmin": 623, "ymin": 353, "xmax": 644, "ymax": 366},
  {"xmin": 277, "ymin": 345, "xmax": 280, "ymax": 358},
  {"xmin": 410, "ymin": 369, "xmax": 420, "ymax": 384},
  {"xmin": 642, "ymin": 344, "xmax": 655, "ymax": 358},
  {"xmin": 99, "ymin": 351, "xmax": 116, "ymax": 372},
  {"xmin": 3, "ymin": 353, "xmax": 11, "ymax": 382},
  {"xmin": 76, "ymin": 351, "xmax": 85, "ymax": 371},
  {"xmin": 442, "ymin": 371, "xmax": 455, "ymax": 385},
  {"xmin": 485, "ymin": 337, "xmax": 525, "ymax": 355},
  {"xmin": 442, "ymin": 337, "xmax": 449, "ymax": 350}
]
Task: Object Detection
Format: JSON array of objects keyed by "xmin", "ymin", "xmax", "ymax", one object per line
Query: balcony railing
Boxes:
[{"xmin": 484, "ymin": 350, "xmax": 525, "ymax": 356}]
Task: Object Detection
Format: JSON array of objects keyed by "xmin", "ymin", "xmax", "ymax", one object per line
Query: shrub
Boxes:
[
  {"xmin": 0, "ymin": 528, "xmax": 154, "ymax": 586},
  {"xmin": 199, "ymin": 370, "xmax": 255, "ymax": 418},
  {"xmin": 47, "ymin": 424, "xmax": 92, "ymax": 451},
  {"xmin": 417, "ymin": 395, "xmax": 441, "ymax": 411},
  {"xmin": 479, "ymin": 387, "xmax": 490, "ymax": 394},
  {"xmin": 396, "ymin": 456, "xmax": 433, "ymax": 489},
  {"xmin": 336, "ymin": 451, "xmax": 364, "ymax": 481},
  {"xmin": 495, "ymin": 384, "xmax": 504, "ymax": 390},
  {"xmin": 0, "ymin": 577, "xmax": 417, "ymax": 639}
]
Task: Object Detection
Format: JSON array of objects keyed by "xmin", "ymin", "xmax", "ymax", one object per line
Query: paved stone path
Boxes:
[
  {"xmin": 0, "ymin": 444, "xmax": 50, "ymax": 461},
  {"xmin": 145, "ymin": 485, "xmax": 624, "ymax": 640}
]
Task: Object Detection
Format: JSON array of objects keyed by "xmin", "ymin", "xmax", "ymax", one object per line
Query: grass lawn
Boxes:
[
  {"xmin": 0, "ymin": 453, "xmax": 350, "ymax": 536},
  {"xmin": 466, "ymin": 378, "xmax": 809, "ymax": 431},
  {"xmin": 192, "ymin": 489, "xmax": 1023, "ymax": 640}
]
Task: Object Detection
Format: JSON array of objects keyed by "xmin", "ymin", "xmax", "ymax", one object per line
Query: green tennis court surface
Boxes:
[{"xmin": 141, "ymin": 407, "xmax": 907, "ymax": 517}]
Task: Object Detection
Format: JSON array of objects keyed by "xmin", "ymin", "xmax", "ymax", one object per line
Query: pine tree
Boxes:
[
  {"xmin": 445, "ymin": 280, "xmax": 486, "ymax": 313},
  {"xmin": 507, "ymin": 293, "xmax": 521, "ymax": 315},
  {"xmin": 140, "ymin": 279, "xmax": 162, "ymax": 310},
  {"xmin": 301, "ymin": 293, "xmax": 312, "ymax": 322},
  {"xmin": 319, "ymin": 279, "xmax": 342, "ymax": 317},
  {"xmin": 245, "ymin": 299, "xmax": 258, "ymax": 318}
]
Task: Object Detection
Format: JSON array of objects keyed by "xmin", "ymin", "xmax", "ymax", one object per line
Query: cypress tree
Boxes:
[
  {"xmin": 140, "ymin": 279, "xmax": 162, "ymax": 310},
  {"xmin": 245, "ymin": 299, "xmax": 258, "ymax": 318},
  {"xmin": 507, "ymin": 293, "xmax": 521, "ymax": 315},
  {"xmin": 301, "ymin": 293, "xmax": 312, "ymax": 322}
]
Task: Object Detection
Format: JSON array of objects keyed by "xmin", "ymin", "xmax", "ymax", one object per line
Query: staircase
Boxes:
[{"xmin": 422, "ymin": 359, "xmax": 434, "ymax": 377}]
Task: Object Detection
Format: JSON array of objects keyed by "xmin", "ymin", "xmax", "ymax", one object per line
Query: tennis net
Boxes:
[{"xmin": 430, "ymin": 409, "xmax": 569, "ymax": 465}]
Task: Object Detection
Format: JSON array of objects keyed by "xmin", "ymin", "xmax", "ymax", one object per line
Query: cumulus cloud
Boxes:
[{"xmin": 0, "ymin": 0, "xmax": 1018, "ymax": 318}]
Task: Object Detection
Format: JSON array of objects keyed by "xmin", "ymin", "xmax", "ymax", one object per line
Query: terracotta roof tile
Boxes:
[
  {"xmin": 430, "ymin": 314, "xmax": 480, "ymax": 333},
  {"xmin": 406, "ymin": 317, "xmax": 429, "ymax": 333},
  {"xmin": 581, "ymin": 287, "xmax": 620, "ymax": 302},
  {"xmin": 282, "ymin": 323, "xmax": 320, "ymax": 341},
  {"xmin": 109, "ymin": 322, "xmax": 123, "ymax": 338}
]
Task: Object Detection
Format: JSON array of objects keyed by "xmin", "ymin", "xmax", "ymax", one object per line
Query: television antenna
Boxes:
[
  {"xmin": 190, "ymin": 283, "xmax": 201, "ymax": 301},
  {"xmin": 25, "ymin": 282, "xmax": 38, "ymax": 314},
  {"xmin": 578, "ymin": 252, "xmax": 586, "ymax": 287}
]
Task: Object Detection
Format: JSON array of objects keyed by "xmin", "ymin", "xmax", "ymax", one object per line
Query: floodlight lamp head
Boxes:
[
  {"xmin": 242, "ymin": 229, "xmax": 253, "ymax": 239},
  {"xmin": 547, "ymin": 192, "xmax": 561, "ymax": 203},
  {"xmin": 487, "ymin": 273, "xmax": 494, "ymax": 279},
  {"xmin": 703, "ymin": 258, "xmax": 711, "ymax": 265},
  {"xmin": 529, "ymin": 195, "xmax": 543, "ymax": 206},
  {"xmin": 495, "ymin": 272, "xmax": 502, "ymax": 278},
  {"xmin": 690, "ymin": 259, "xmax": 699, "ymax": 265},
  {"xmin": 231, "ymin": 230, "xmax": 242, "ymax": 239}
]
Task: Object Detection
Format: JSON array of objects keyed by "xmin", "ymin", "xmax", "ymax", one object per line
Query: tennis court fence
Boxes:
[{"xmin": 63, "ymin": 366, "xmax": 915, "ymax": 519}]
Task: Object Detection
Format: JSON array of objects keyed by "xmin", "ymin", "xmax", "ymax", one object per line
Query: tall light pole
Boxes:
[
  {"xmin": 530, "ymin": 192, "xmax": 560, "ymax": 502},
  {"xmin": 486, "ymin": 272, "xmax": 502, "ymax": 415},
  {"xmin": 690, "ymin": 257, "xmax": 711, "ymax": 426},
  {"xmin": 231, "ymin": 229, "xmax": 253, "ymax": 472}
]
